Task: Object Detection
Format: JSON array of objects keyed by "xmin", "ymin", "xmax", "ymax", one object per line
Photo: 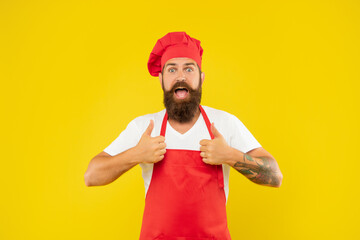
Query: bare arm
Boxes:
[
  {"xmin": 225, "ymin": 147, "xmax": 283, "ymax": 187},
  {"xmin": 84, "ymin": 120, "xmax": 166, "ymax": 187},
  {"xmin": 84, "ymin": 148, "xmax": 141, "ymax": 187},
  {"xmin": 199, "ymin": 124, "xmax": 283, "ymax": 188}
]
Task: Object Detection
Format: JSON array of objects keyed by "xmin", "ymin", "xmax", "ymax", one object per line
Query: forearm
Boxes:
[
  {"xmin": 85, "ymin": 146, "xmax": 141, "ymax": 186},
  {"xmin": 225, "ymin": 148, "xmax": 283, "ymax": 187}
]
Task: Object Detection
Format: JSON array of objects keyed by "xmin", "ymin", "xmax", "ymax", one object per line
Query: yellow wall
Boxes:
[{"xmin": 1, "ymin": 0, "xmax": 359, "ymax": 239}]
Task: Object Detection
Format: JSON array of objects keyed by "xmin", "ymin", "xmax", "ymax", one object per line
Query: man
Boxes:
[{"xmin": 84, "ymin": 32, "xmax": 283, "ymax": 240}]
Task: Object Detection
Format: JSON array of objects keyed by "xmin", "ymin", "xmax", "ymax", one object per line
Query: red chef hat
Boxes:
[{"xmin": 147, "ymin": 32, "xmax": 203, "ymax": 77}]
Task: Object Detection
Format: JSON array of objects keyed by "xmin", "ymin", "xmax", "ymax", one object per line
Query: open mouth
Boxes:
[{"xmin": 174, "ymin": 87, "xmax": 189, "ymax": 99}]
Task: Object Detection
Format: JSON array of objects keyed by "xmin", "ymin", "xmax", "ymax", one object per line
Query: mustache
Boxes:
[{"xmin": 166, "ymin": 81, "xmax": 197, "ymax": 93}]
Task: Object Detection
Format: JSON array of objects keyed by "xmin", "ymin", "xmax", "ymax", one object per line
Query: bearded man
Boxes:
[{"xmin": 85, "ymin": 32, "xmax": 283, "ymax": 240}]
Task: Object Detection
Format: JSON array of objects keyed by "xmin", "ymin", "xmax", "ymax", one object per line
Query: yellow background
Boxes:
[{"xmin": 1, "ymin": 0, "xmax": 359, "ymax": 239}]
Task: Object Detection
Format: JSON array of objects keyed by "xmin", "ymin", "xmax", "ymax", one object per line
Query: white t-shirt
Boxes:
[{"xmin": 103, "ymin": 105, "xmax": 262, "ymax": 203}]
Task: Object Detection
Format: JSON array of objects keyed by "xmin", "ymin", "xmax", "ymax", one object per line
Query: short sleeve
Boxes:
[
  {"xmin": 229, "ymin": 114, "xmax": 262, "ymax": 153},
  {"xmin": 103, "ymin": 119, "xmax": 142, "ymax": 156}
]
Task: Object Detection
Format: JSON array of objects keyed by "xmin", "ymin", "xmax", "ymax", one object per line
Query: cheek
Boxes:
[
  {"xmin": 164, "ymin": 81, "xmax": 171, "ymax": 90},
  {"xmin": 163, "ymin": 77, "xmax": 177, "ymax": 90},
  {"xmin": 163, "ymin": 80, "xmax": 173, "ymax": 92},
  {"xmin": 191, "ymin": 80, "xmax": 199, "ymax": 89}
]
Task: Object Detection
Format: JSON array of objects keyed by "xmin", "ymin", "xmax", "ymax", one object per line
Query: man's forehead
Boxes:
[{"xmin": 165, "ymin": 58, "xmax": 197, "ymax": 67}]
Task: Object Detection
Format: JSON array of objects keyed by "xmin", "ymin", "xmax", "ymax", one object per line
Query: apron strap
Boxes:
[
  {"xmin": 199, "ymin": 105, "xmax": 214, "ymax": 140},
  {"xmin": 200, "ymin": 105, "xmax": 225, "ymax": 189},
  {"xmin": 160, "ymin": 111, "xmax": 168, "ymax": 137}
]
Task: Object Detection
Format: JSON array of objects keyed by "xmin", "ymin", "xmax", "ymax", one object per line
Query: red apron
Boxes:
[{"xmin": 139, "ymin": 105, "xmax": 231, "ymax": 240}]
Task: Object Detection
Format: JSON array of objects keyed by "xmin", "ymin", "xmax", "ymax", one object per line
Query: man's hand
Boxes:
[
  {"xmin": 199, "ymin": 123, "xmax": 233, "ymax": 165},
  {"xmin": 135, "ymin": 120, "xmax": 166, "ymax": 164}
]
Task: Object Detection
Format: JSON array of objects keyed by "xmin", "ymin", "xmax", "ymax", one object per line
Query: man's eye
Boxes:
[
  {"xmin": 169, "ymin": 68, "xmax": 175, "ymax": 73},
  {"xmin": 186, "ymin": 68, "xmax": 193, "ymax": 72}
]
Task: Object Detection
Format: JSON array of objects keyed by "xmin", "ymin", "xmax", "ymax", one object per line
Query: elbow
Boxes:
[
  {"xmin": 273, "ymin": 172, "xmax": 283, "ymax": 188},
  {"xmin": 84, "ymin": 158, "xmax": 99, "ymax": 187},
  {"xmin": 84, "ymin": 171, "xmax": 93, "ymax": 187}
]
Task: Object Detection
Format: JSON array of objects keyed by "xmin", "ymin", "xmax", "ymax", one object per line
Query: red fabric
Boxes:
[
  {"xmin": 139, "ymin": 105, "xmax": 231, "ymax": 240},
  {"xmin": 147, "ymin": 32, "xmax": 203, "ymax": 77}
]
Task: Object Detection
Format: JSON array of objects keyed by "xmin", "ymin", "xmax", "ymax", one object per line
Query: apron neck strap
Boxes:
[{"xmin": 160, "ymin": 105, "xmax": 214, "ymax": 140}]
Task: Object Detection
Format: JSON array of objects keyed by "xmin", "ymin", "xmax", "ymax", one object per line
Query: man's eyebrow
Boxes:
[
  {"xmin": 165, "ymin": 63, "xmax": 177, "ymax": 68},
  {"xmin": 165, "ymin": 62, "xmax": 196, "ymax": 68}
]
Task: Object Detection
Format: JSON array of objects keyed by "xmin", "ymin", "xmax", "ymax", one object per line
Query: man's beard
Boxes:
[{"xmin": 163, "ymin": 78, "xmax": 202, "ymax": 123}]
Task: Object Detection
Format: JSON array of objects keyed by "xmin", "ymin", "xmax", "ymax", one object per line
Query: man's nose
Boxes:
[{"xmin": 176, "ymin": 72, "xmax": 186, "ymax": 82}]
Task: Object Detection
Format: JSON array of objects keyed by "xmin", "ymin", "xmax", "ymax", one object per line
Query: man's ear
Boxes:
[
  {"xmin": 159, "ymin": 72, "xmax": 163, "ymax": 90},
  {"xmin": 201, "ymin": 72, "xmax": 205, "ymax": 85}
]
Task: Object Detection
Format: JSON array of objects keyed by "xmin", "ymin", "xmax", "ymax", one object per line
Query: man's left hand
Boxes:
[{"xmin": 199, "ymin": 123, "xmax": 233, "ymax": 165}]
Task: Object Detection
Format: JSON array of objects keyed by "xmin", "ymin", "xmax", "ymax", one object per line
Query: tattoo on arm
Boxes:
[{"xmin": 233, "ymin": 154, "xmax": 280, "ymax": 186}]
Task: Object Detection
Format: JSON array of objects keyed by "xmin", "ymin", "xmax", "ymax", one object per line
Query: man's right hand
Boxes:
[{"xmin": 135, "ymin": 119, "xmax": 166, "ymax": 164}]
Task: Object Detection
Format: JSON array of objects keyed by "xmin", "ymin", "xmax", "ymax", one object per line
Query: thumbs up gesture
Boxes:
[
  {"xmin": 135, "ymin": 120, "xmax": 166, "ymax": 164},
  {"xmin": 199, "ymin": 123, "xmax": 233, "ymax": 165}
]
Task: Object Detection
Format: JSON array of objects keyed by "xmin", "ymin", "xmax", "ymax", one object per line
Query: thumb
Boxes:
[
  {"xmin": 211, "ymin": 122, "xmax": 223, "ymax": 138},
  {"xmin": 144, "ymin": 120, "xmax": 154, "ymax": 136}
]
